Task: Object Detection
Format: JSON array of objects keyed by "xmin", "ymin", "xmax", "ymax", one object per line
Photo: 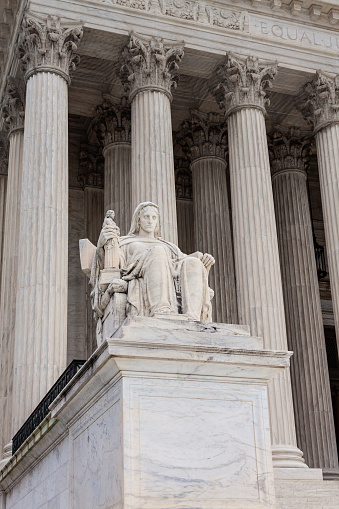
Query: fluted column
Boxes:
[
  {"xmin": 270, "ymin": 129, "xmax": 338, "ymax": 474},
  {"xmin": 93, "ymin": 96, "xmax": 131, "ymax": 235},
  {"xmin": 0, "ymin": 79, "xmax": 25, "ymax": 465},
  {"xmin": 11, "ymin": 14, "xmax": 83, "ymax": 433},
  {"xmin": 300, "ymin": 72, "xmax": 339, "ymax": 362},
  {"xmin": 214, "ymin": 53, "xmax": 306, "ymax": 469},
  {"xmin": 121, "ymin": 34, "xmax": 184, "ymax": 243},
  {"xmin": 0, "ymin": 133, "xmax": 8, "ymax": 293},
  {"xmin": 178, "ymin": 111, "xmax": 237, "ymax": 323},
  {"xmin": 78, "ymin": 146, "xmax": 104, "ymax": 355},
  {"xmin": 175, "ymin": 157, "xmax": 194, "ymax": 254}
]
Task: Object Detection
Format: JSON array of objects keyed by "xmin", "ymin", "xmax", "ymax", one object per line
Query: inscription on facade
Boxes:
[{"xmin": 252, "ymin": 18, "xmax": 339, "ymax": 52}]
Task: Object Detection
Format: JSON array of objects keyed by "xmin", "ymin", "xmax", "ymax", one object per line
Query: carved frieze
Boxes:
[
  {"xmin": 78, "ymin": 146, "xmax": 104, "ymax": 188},
  {"xmin": 298, "ymin": 71, "xmax": 339, "ymax": 132},
  {"xmin": 176, "ymin": 110, "xmax": 227, "ymax": 161},
  {"xmin": 174, "ymin": 157, "xmax": 192, "ymax": 199},
  {"xmin": 17, "ymin": 13, "xmax": 83, "ymax": 83},
  {"xmin": 268, "ymin": 127, "xmax": 310, "ymax": 177},
  {"xmin": 121, "ymin": 33, "xmax": 185, "ymax": 100},
  {"xmin": 1, "ymin": 77, "xmax": 25, "ymax": 135},
  {"xmin": 92, "ymin": 95, "xmax": 131, "ymax": 147},
  {"xmin": 212, "ymin": 53, "xmax": 278, "ymax": 116},
  {"xmin": 0, "ymin": 131, "xmax": 9, "ymax": 175}
]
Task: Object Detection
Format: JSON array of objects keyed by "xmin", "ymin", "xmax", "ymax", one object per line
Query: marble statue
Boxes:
[{"xmin": 89, "ymin": 202, "xmax": 215, "ymax": 333}]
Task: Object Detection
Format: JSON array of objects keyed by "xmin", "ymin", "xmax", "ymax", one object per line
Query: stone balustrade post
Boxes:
[
  {"xmin": 11, "ymin": 14, "xmax": 83, "ymax": 433},
  {"xmin": 121, "ymin": 34, "xmax": 184, "ymax": 244},
  {"xmin": 213, "ymin": 53, "xmax": 307, "ymax": 469},
  {"xmin": 300, "ymin": 72, "xmax": 339, "ymax": 362},
  {"xmin": 0, "ymin": 78, "xmax": 25, "ymax": 466},
  {"xmin": 177, "ymin": 111, "xmax": 237, "ymax": 324},
  {"xmin": 92, "ymin": 95, "xmax": 131, "ymax": 235},
  {"xmin": 270, "ymin": 128, "xmax": 338, "ymax": 476}
]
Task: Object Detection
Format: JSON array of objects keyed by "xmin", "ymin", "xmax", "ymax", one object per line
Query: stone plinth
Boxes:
[{"xmin": 0, "ymin": 318, "xmax": 290, "ymax": 509}]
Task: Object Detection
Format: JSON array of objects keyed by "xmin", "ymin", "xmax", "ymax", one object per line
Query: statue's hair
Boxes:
[{"xmin": 128, "ymin": 202, "xmax": 161, "ymax": 238}]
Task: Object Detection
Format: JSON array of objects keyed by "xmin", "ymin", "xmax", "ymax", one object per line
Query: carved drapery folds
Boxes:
[
  {"xmin": 298, "ymin": 71, "xmax": 339, "ymax": 133},
  {"xmin": 269, "ymin": 127, "xmax": 310, "ymax": 177},
  {"xmin": 213, "ymin": 53, "xmax": 278, "ymax": 115},
  {"xmin": 0, "ymin": 132, "xmax": 9, "ymax": 175},
  {"xmin": 1, "ymin": 78, "xmax": 25, "ymax": 135},
  {"xmin": 92, "ymin": 95, "xmax": 131, "ymax": 147},
  {"xmin": 174, "ymin": 157, "xmax": 192, "ymax": 199},
  {"xmin": 78, "ymin": 146, "xmax": 104, "ymax": 189},
  {"xmin": 17, "ymin": 14, "xmax": 83, "ymax": 83},
  {"xmin": 177, "ymin": 110, "xmax": 228, "ymax": 161},
  {"xmin": 121, "ymin": 33, "xmax": 185, "ymax": 100}
]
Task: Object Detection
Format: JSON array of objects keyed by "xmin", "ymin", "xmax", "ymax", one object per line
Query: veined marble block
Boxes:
[{"xmin": 0, "ymin": 318, "xmax": 290, "ymax": 509}]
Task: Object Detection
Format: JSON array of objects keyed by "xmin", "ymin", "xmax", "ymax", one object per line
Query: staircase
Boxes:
[{"xmin": 275, "ymin": 479, "xmax": 339, "ymax": 509}]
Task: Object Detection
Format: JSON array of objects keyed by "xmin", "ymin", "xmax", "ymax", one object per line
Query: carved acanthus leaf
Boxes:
[
  {"xmin": 78, "ymin": 146, "xmax": 104, "ymax": 188},
  {"xmin": 121, "ymin": 33, "xmax": 185, "ymax": 99},
  {"xmin": 297, "ymin": 71, "xmax": 339, "ymax": 132},
  {"xmin": 92, "ymin": 95, "xmax": 131, "ymax": 146},
  {"xmin": 1, "ymin": 77, "xmax": 25, "ymax": 134},
  {"xmin": 176, "ymin": 110, "xmax": 228, "ymax": 161},
  {"xmin": 268, "ymin": 127, "xmax": 310, "ymax": 176},
  {"xmin": 17, "ymin": 14, "xmax": 83, "ymax": 82},
  {"xmin": 212, "ymin": 53, "xmax": 278, "ymax": 115},
  {"xmin": 0, "ymin": 131, "xmax": 9, "ymax": 175}
]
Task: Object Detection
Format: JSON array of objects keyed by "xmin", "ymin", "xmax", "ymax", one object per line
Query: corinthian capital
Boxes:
[
  {"xmin": 0, "ymin": 132, "xmax": 9, "ymax": 175},
  {"xmin": 17, "ymin": 13, "xmax": 83, "ymax": 84},
  {"xmin": 121, "ymin": 33, "xmax": 185, "ymax": 101},
  {"xmin": 1, "ymin": 77, "xmax": 25, "ymax": 135},
  {"xmin": 212, "ymin": 53, "xmax": 278, "ymax": 116},
  {"xmin": 176, "ymin": 110, "xmax": 228, "ymax": 161},
  {"xmin": 298, "ymin": 71, "xmax": 339, "ymax": 133},
  {"xmin": 268, "ymin": 127, "xmax": 310, "ymax": 177},
  {"xmin": 92, "ymin": 95, "xmax": 131, "ymax": 147}
]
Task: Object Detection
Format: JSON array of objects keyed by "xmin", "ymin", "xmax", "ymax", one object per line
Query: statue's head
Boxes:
[
  {"xmin": 129, "ymin": 202, "xmax": 161, "ymax": 238},
  {"xmin": 106, "ymin": 210, "xmax": 115, "ymax": 219}
]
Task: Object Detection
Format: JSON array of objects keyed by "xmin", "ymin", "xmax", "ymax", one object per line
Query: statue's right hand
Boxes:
[{"xmin": 97, "ymin": 224, "xmax": 119, "ymax": 248}]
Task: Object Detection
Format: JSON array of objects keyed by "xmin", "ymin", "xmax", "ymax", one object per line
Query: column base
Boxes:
[
  {"xmin": 272, "ymin": 445, "xmax": 307, "ymax": 469},
  {"xmin": 323, "ymin": 469, "xmax": 339, "ymax": 480}
]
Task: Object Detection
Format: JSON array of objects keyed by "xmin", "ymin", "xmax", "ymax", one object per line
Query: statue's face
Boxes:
[{"xmin": 139, "ymin": 206, "xmax": 159, "ymax": 235}]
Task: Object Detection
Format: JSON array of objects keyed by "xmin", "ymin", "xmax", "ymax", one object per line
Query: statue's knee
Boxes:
[{"xmin": 183, "ymin": 257, "xmax": 203, "ymax": 270}]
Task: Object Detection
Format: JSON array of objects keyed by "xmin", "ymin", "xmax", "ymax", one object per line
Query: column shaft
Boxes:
[
  {"xmin": 0, "ymin": 130, "xmax": 24, "ymax": 460},
  {"xmin": 0, "ymin": 174, "xmax": 6, "ymax": 292},
  {"xmin": 273, "ymin": 167, "xmax": 338, "ymax": 470},
  {"xmin": 103, "ymin": 142, "xmax": 131, "ymax": 235},
  {"xmin": 12, "ymin": 72, "xmax": 68, "ymax": 432},
  {"xmin": 131, "ymin": 90, "xmax": 177, "ymax": 243},
  {"xmin": 228, "ymin": 108, "xmax": 304, "ymax": 467},
  {"xmin": 316, "ymin": 124, "xmax": 339, "ymax": 353},
  {"xmin": 176, "ymin": 199, "xmax": 194, "ymax": 255},
  {"xmin": 191, "ymin": 156, "xmax": 237, "ymax": 323}
]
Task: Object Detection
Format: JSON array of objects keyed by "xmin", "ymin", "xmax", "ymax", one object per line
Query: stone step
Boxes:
[{"xmin": 275, "ymin": 479, "xmax": 339, "ymax": 509}]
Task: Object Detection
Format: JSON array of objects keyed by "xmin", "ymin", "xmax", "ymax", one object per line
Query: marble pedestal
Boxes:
[{"xmin": 0, "ymin": 318, "xmax": 290, "ymax": 509}]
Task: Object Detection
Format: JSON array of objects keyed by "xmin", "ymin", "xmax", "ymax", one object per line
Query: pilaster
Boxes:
[
  {"xmin": 177, "ymin": 110, "xmax": 237, "ymax": 324},
  {"xmin": 270, "ymin": 128, "xmax": 339, "ymax": 474},
  {"xmin": 174, "ymin": 157, "xmax": 194, "ymax": 255},
  {"xmin": 213, "ymin": 52, "xmax": 307, "ymax": 470},
  {"xmin": 121, "ymin": 33, "xmax": 184, "ymax": 243},
  {"xmin": 11, "ymin": 13, "xmax": 83, "ymax": 434}
]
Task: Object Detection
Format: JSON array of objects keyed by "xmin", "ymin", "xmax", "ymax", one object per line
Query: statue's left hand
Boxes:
[
  {"xmin": 201, "ymin": 253, "xmax": 215, "ymax": 270},
  {"xmin": 107, "ymin": 279, "xmax": 128, "ymax": 294}
]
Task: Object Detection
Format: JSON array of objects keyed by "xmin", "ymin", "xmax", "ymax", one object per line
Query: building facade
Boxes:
[{"xmin": 1, "ymin": 0, "xmax": 339, "ymax": 507}]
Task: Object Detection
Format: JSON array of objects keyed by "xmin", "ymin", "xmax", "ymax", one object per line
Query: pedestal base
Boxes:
[{"xmin": 1, "ymin": 318, "xmax": 291, "ymax": 508}]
